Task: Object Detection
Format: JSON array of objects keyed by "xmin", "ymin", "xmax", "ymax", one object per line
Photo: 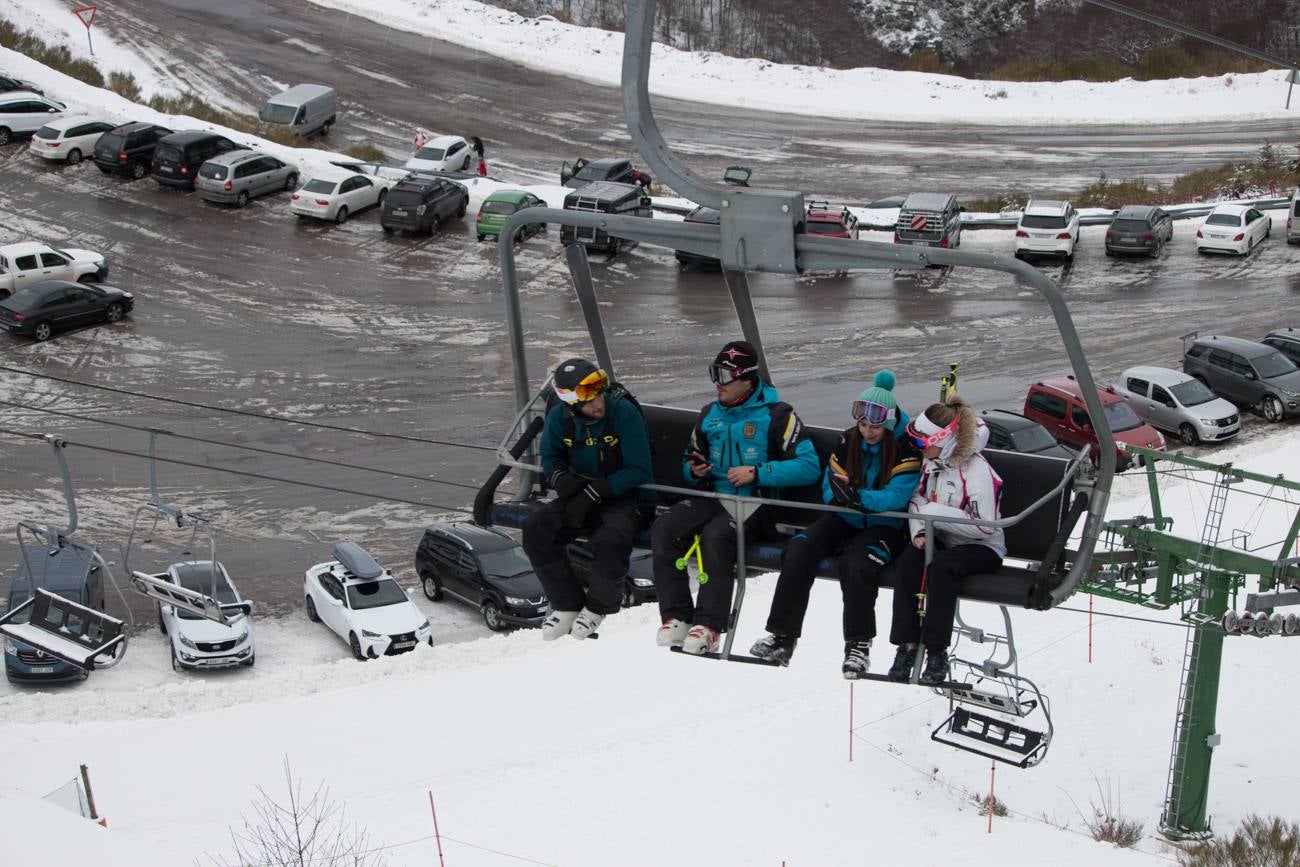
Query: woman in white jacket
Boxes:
[{"xmin": 887, "ymin": 394, "xmax": 1005, "ymax": 685}]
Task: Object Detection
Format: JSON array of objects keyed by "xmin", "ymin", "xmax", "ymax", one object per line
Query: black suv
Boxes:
[
  {"xmin": 674, "ymin": 205, "xmax": 721, "ymax": 269},
  {"xmin": 93, "ymin": 122, "xmax": 173, "ymax": 179},
  {"xmin": 151, "ymin": 131, "xmax": 239, "ymax": 190},
  {"xmin": 381, "ymin": 176, "xmax": 468, "ymax": 235},
  {"xmin": 561, "ymin": 157, "xmax": 652, "ymax": 189},
  {"xmin": 415, "ymin": 522, "xmax": 547, "ymax": 631},
  {"xmin": 0, "ymin": 74, "xmax": 41, "ymax": 95}
]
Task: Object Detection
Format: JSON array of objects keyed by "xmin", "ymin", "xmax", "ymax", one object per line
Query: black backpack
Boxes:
[{"xmin": 557, "ymin": 381, "xmax": 648, "ymax": 474}]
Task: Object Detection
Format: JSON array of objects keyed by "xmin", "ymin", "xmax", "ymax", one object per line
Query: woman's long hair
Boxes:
[{"xmin": 844, "ymin": 423, "xmax": 899, "ymax": 490}]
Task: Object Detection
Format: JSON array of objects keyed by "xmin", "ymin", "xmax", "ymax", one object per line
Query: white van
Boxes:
[
  {"xmin": 259, "ymin": 84, "xmax": 336, "ymax": 138},
  {"xmin": 1287, "ymin": 188, "xmax": 1300, "ymax": 245}
]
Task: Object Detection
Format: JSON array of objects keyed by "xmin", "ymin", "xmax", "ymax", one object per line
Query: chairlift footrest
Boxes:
[
  {"xmin": 668, "ymin": 646, "xmax": 782, "ymax": 665},
  {"xmin": 931, "ymin": 706, "xmax": 1048, "ymax": 768},
  {"xmin": 846, "ymin": 671, "xmax": 965, "ymax": 689}
]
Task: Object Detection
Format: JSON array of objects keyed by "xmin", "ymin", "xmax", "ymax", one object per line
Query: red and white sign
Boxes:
[
  {"xmin": 909, "ymin": 214, "xmax": 927, "ymax": 231},
  {"xmin": 74, "ymin": 5, "xmax": 97, "ymax": 28}
]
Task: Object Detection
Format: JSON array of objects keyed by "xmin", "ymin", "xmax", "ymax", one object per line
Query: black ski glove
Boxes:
[
  {"xmin": 564, "ymin": 479, "xmax": 615, "ymax": 528},
  {"xmin": 547, "ymin": 467, "xmax": 585, "ymax": 500},
  {"xmin": 829, "ymin": 473, "xmax": 858, "ymax": 508}
]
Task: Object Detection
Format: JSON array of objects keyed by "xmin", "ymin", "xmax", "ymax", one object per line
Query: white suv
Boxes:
[
  {"xmin": 158, "ymin": 561, "xmax": 255, "ymax": 671},
  {"xmin": 0, "ymin": 91, "xmax": 67, "ymax": 145},
  {"xmin": 1014, "ymin": 199, "xmax": 1080, "ymax": 260}
]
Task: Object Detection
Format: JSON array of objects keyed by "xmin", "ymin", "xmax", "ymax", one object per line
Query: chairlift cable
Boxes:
[
  {"xmin": 0, "ymin": 364, "xmax": 495, "ymax": 452},
  {"xmin": 0, "ymin": 428, "xmax": 475, "ymax": 516},
  {"xmin": 0, "ymin": 399, "xmax": 483, "ymax": 491}
]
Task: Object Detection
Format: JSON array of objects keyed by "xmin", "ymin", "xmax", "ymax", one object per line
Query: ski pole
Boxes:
[{"xmin": 675, "ymin": 534, "xmax": 708, "ymax": 583}]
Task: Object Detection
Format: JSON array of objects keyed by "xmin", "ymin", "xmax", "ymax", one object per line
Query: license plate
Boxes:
[
  {"xmin": 161, "ymin": 166, "xmax": 175, "ymax": 174},
  {"xmin": 911, "ymin": 240, "xmax": 929, "ymax": 247},
  {"xmin": 392, "ymin": 641, "xmax": 415, "ymax": 650},
  {"xmin": 392, "ymin": 208, "xmax": 407, "ymax": 216},
  {"xmin": 29, "ymin": 666, "xmax": 54, "ymax": 674},
  {"xmin": 1034, "ymin": 233, "xmax": 1052, "ymax": 239},
  {"xmin": 1210, "ymin": 234, "xmax": 1225, "ymax": 239}
]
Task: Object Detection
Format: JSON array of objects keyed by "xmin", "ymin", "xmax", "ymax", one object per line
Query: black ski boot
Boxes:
[
  {"xmin": 887, "ymin": 645, "xmax": 917, "ymax": 682},
  {"xmin": 841, "ymin": 640, "xmax": 871, "ymax": 679},
  {"xmin": 750, "ymin": 632, "xmax": 798, "ymax": 665},
  {"xmin": 919, "ymin": 647, "xmax": 950, "ymax": 686}
]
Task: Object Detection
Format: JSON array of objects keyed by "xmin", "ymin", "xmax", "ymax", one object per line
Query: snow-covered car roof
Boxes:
[{"xmin": 1024, "ymin": 199, "xmax": 1070, "ymax": 216}]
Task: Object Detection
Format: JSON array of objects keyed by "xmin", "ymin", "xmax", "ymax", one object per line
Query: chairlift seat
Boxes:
[
  {"xmin": 0, "ymin": 588, "xmax": 125, "ymax": 670},
  {"xmin": 484, "ymin": 403, "xmax": 1085, "ymax": 610},
  {"xmin": 332, "ymin": 541, "xmax": 384, "ymax": 580}
]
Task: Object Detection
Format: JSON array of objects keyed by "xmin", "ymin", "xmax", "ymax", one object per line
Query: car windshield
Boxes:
[
  {"xmin": 174, "ymin": 567, "xmax": 237, "ymax": 620},
  {"xmin": 1009, "ymin": 424, "xmax": 1059, "ymax": 452},
  {"xmin": 414, "ymin": 147, "xmax": 446, "ymax": 161},
  {"xmin": 1254, "ymin": 351, "xmax": 1298, "ymax": 379},
  {"xmin": 35, "ymin": 125, "xmax": 59, "ymax": 139},
  {"xmin": 1169, "ymin": 378, "xmax": 1216, "ymax": 407},
  {"xmin": 481, "ymin": 200, "xmax": 518, "ymax": 215},
  {"xmin": 1021, "ymin": 214, "xmax": 1068, "ymax": 229},
  {"xmin": 387, "ymin": 190, "xmax": 424, "ymax": 208},
  {"xmin": 806, "ymin": 220, "xmax": 845, "ymax": 235},
  {"xmin": 1111, "ymin": 219, "xmax": 1150, "ymax": 233},
  {"xmin": 478, "ymin": 546, "xmax": 533, "ymax": 578},
  {"xmin": 1205, "ymin": 213, "xmax": 1241, "ymax": 227},
  {"xmin": 1103, "ymin": 401, "xmax": 1144, "ymax": 432},
  {"xmin": 5, "ymin": 589, "xmax": 83, "ymax": 624},
  {"xmin": 199, "ymin": 163, "xmax": 228, "ymax": 180},
  {"xmin": 302, "ymin": 178, "xmax": 338, "ymax": 194},
  {"xmin": 259, "ymin": 104, "xmax": 297, "ymax": 124},
  {"xmin": 346, "ymin": 578, "xmax": 409, "ymax": 610}
]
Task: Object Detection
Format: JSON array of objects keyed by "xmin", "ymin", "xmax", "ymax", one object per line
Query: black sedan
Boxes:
[
  {"xmin": 0, "ymin": 280, "xmax": 134, "ymax": 341},
  {"xmin": 980, "ymin": 408, "xmax": 1076, "ymax": 459}
]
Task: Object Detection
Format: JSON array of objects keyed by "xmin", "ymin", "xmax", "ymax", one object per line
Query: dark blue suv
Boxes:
[{"xmin": 4, "ymin": 547, "xmax": 103, "ymax": 684}]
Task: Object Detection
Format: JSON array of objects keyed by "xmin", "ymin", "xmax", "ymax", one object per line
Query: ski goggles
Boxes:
[
  {"xmin": 906, "ymin": 414, "xmax": 959, "ymax": 451},
  {"xmin": 850, "ymin": 400, "xmax": 894, "ymax": 427},
  {"xmin": 708, "ymin": 363, "xmax": 755, "ymax": 385},
  {"xmin": 554, "ymin": 368, "xmax": 609, "ymax": 405}
]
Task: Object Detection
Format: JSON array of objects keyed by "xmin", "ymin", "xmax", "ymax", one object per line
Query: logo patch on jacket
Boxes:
[{"xmin": 743, "ymin": 422, "xmax": 757, "ymax": 438}]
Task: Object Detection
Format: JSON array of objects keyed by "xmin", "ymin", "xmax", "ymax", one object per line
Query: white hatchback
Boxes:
[
  {"xmin": 404, "ymin": 134, "xmax": 472, "ymax": 173},
  {"xmin": 30, "ymin": 115, "xmax": 115, "ymax": 165},
  {"xmin": 1113, "ymin": 365, "xmax": 1240, "ymax": 446},
  {"xmin": 1014, "ymin": 199, "xmax": 1080, "ymax": 260},
  {"xmin": 304, "ymin": 542, "xmax": 432, "ymax": 660},
  {"xmin": 290, "ymin": 170, "xmax": 395, "ymax": 224},
  {"xmin": 1196, "ymin": 204, "xmax": 1271, "ymax": 256}
]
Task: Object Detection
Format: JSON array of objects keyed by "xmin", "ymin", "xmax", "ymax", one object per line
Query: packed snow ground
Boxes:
[{"xmin": 3, "ymin": 3, "xmax": 1300, "ymax": 864}]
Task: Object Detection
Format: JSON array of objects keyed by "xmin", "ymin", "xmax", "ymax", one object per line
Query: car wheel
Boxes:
[
  {"xmin": 284, "ymin": 172, "xmax": 298, "ymax": 192},
  {"xmin": 427, "ymin": 214, "xmax": 439, "ymax": 235},
  {"xmin": 97, "ymin": 165, "xmax": 111, "ymax": 174},
  {"xmin": 305, "ymin": 595, "xmax": 320, "ymax": 622},
  {"xmin": 334, "ymin": 205, "xmax": 349, "ymax": 225},
  {"xmin": 477, "ymin": 234, "xmax": 485, "ymax": 242},
  {"xmin": 421, "ymin": 573, "xmax": 444, "ymax": 601},
  {"xmin": 377, "ymin": 189, "xmax": 387, "ymax": 207},
  {"xmin": 382, "ymin": 226, "xmax": 395, "ymax": 235},
  {"xmin": 1263, "ymin": 395, "xmax": 1284, "ymax": 422},
  {"xmin": 462, "ymin": 155, "xmax": 471, "ymax": 171},
  {"xmin": 130, "ymin": 161, "xmax": 146, "ymax": 180},
  {"xmin": 348, "ymin": 632, "xmax": 367, "ymax": 661},
  {"xmin": 32, "ymin": 321, "xmax": 52, "ymax": 342},
  {"xmin": 242, "ymin": 653, "xmax": 255, "ymax": 668},
  {"xmin": 1179, "ymin": 423, "xmax": 1200, "ymax": 446},
  {"xmin": 66, "ymin": 148, "xmax": 82, "ymax": 165},
  {"xmin": 157, "ymin": 603, "xmax": 167, "ymax": 635},
  {"xmin": 621, "ymin": 585, "xmax": 636, "ymax": 609},
  {"xmin": 321, "ymin": 120, "xmax": 332, "ymax": 137},
  {"xmin": 0, "ymin": 127, "xmax": 10, "ymax": 146},
  {"xmin": 457, "ymin": 198, "xmax": 467, "ymax": 219},
  {"xmin": 170, "ymin": 645, "xmax": 183, "ymax": 673},
  {"xmin": 236, "ymin": 190, "xmax": 250, "ymax": 208},
  {"xmin": 482, "ymin": 601, "xmax": 508, "ymax": 632},
  {"xmin": 105, "ymin": 302, "xmax": 124, "ymax": 324}
]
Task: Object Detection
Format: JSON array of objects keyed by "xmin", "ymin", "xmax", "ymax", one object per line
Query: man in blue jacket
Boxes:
[
  {"xmin": 651, "ymin": 341, "xmax": 821, "ymax": 654},
  {"xmin": 523, "ymin": 358, "xmax": 653, "ymax": 641}
]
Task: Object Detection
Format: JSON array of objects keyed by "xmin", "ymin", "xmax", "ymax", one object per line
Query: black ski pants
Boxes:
[
  {"xmin": 521, "ymin": 497, "xmax": 645, "ymax": 616},
  {"xmin": 764, "ymin": 515, "xmax": 906, "ymax": 642},
  {"xmin": 651, "ymin": 498, "xmax": 774, "ymax": 632},
  {"xmin": 888, "ymin": 542, "xmax": 1003, "ymax": 649}
]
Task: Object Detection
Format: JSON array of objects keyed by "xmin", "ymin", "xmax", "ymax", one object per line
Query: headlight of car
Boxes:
[
  {"xmin": 360, "ymin": 629, "xmax": 382, "ymax": 639},
  {"xmin": 505, "ymin": 596, "xmax": 529, "ymax": 606},
  {"xmin": 632, "ymin": 576, "xmax": 654, "ymax": 588},
  {"xmin": 1200, "ymin": 418, "xmax": 1217, "ymax": 426},
  {"xmin": 3, "ymin": 638, "xmax": 15, "ymax": 656},
  {"xmin": 178, "ymin": 634, "xmax": 198, "ymax": 649},
  {"xmin": 1281, "ymin": 388, "xmax": 1298, "ymax": 399},
  {"xmin": 417, "ymin": 619, "xmax": 430, "ymax": 632},
  {"xmin": 235, "ymin": 625, "xmax": 250, "ymax": 641}
]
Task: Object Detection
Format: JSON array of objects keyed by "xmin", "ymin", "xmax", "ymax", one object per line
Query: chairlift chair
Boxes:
[{"xmin": 476, "ymin": 0, "xmax": 1115, "ymax": 767}]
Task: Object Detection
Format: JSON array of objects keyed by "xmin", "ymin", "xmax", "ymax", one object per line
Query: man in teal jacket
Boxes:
[
  {"xmin": 523, "ymin": 358, "xmax": 653, "ymax": 641},
  {"xmin": 650, "ymin": 341, "xmax": 820, "ymax": 654}
]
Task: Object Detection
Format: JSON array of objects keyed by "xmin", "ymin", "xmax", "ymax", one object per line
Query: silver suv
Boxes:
[
  {"xmin": 196, "ymin": 149, "xmax": 298, "ymax": 208},
  {"xmin": 1183, "ymin": 333, "xmax": 1300, "ymax": 422}
]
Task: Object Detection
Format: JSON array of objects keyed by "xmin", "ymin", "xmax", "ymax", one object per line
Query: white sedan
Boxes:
[
  {"xmin": 404, "ymin": 134, "xmax": 472, "ymax": 173},
  {"xmin": 290, "ymin": 170, "xmax": 395, "ymax": 224},
  {"xmin": 30, "ymin": 115, "xmax": 115, "ymax": 165},
  {"xmin": 0, "ymin": 241, "xmax": 108, "ymax": 298},
  {"xmin": 304, "ymin": 542, "xmax": 432, "ymax": 660},
  {"xmin": 1196, "ymin": 204, "xmax": 1271, "ymax": 256}
]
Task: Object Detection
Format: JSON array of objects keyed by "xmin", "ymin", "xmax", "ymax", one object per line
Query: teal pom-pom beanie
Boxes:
[{"xmin": 857, "ymin": 370, "xmax": 899, "ymax": 430}]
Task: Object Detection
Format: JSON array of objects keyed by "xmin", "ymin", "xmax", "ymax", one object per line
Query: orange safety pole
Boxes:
[
  {"xmin": 987, "ymin": 760, "xmax": 996, "ymax": 834},
  {"xmin": 1088, "ymin": 593, "xmax": 1094, "ymax": 663},
  {"xmin": 848, "ymin": 682, "xmax": 854, "ymax": 762},
  {"xmin": 428, "ymin": 791, "xmax": 446, "ymax": 867}
]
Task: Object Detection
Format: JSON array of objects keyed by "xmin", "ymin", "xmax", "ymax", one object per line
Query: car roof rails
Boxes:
[
  {"xmin": 0, "ymin": 435, "xmax": 130, "ymax": 673},
  {"xmin": 122, "ymin": 430, "xmax": 244, "ymax": 625},
  {"xmin": 332, "ymin": 541, "xmax": 384, "ymax": 580}
]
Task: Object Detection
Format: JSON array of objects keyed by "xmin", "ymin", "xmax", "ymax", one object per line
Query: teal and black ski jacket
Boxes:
[{"xmin": 540, "ymin": 392, "xmax": 654, "ymax": 505}]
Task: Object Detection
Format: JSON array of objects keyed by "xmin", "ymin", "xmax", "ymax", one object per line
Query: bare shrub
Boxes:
[
  {"xmin": 1075, "ymin": 776, "xmax": 1144, "ymax": 848},
  {"xmin": 343, "ymin": 144, "xmax": 387, "ymax": 162},
  {"xmin": 107, "ymin": 71, "xmax": 141, "ymax": 102},
  {"xmin": 972, "ymin": 792, "xmax": 1009, "ymax": 817},
  {"xmin": 1177, "ymin": 815, "xmax": 1300, "ymax": 867}
]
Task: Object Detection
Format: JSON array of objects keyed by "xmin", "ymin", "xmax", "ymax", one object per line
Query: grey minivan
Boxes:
[
  {"xmin": 196, "ymin": 149, "xmax": 298, "ymax": 207},
  {"xmin": 1183, "ymin": 334, "xmax": 1300, "ymax": 422},
  {"xmin": 1105, "ymin": 204, "xmax": 1174, "ymax": 257}
]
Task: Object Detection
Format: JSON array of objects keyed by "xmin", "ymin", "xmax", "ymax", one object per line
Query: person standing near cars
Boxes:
[
  {"xmin": 651, "ymin": 341, "xmax": 821, "ymax": 655},
  {"xmin": 471, "ymin": 136, "xmax": 487, "ymax": 176},
  {"xmin": 523, "ymin": 358, "xmax": 654, "ymax": 641},
  {"xmin": 887, "ymin": 393, "xmax": 1004, "ymax": 685},
  {"xmin": 749, "ymin": 371, "xmax": 921, "ymax": 677}
]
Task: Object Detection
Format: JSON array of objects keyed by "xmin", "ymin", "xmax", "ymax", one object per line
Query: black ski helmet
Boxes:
[{"xmin": 553, "ymin": 358, "xmax": 608, "ymax": 406}]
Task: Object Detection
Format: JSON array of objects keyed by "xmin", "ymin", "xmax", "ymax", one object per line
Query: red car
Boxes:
[{"xmin": 805, "ymin": 201, "xmax": 859, "ymax": 239}]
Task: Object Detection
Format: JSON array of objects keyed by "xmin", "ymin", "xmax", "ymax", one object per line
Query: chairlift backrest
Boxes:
[
  {"xmin": 332, "ymin": 541, "xmax": 383, "ymax": 580},
  {"xmin": 0, "ymin": 587, "xmax": 125, "ymax": 671}
]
